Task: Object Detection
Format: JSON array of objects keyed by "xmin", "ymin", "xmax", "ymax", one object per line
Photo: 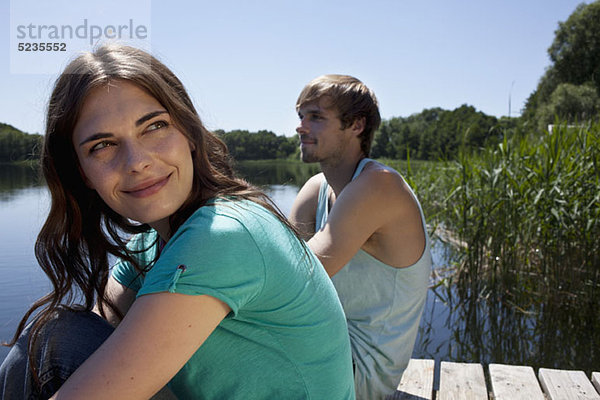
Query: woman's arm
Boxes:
[
  {"xmin": 93, "ymin": 276, "xmax": 137, "ymax": 327},
  {"xmin": 52, "ymin": 292, "xmax": 230, "ymax": 400}
]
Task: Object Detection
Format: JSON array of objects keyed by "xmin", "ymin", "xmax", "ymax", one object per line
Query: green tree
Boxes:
[
  {"xmin": 524, "ymin": 1, "xmax": 600, "ymax": 127},
  {"xmin": 372, "ymin": 105, "xmax": 499, "ymax": 161},
  {"xmin": 535, "ymin": 82, "xmax": 600, "ymax": 131},
  {"xmin": 216, "ymin": 129, "xmax": 297, "ymax": 160},
  {"xmin": 0, "ymin": 123, "xmax": 42, "ymax": 162},
  {"xmin": 549, "ymin": 2, "xmax": 600, "ymax": 92},
  {"xmin": 371, "ymin": 121, "xmax": 396, "ymax": 158}
]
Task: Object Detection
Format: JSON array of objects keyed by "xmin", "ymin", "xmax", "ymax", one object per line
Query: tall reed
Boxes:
[
  {"xmin": 444, "ymin": 121, "xmax": 599, "ymax": 302},
  {"xmin": 406, "ymin": 122, "xmax": 599, "ymax": 372}
]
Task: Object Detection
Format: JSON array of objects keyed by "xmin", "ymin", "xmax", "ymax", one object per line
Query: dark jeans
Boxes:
[{"xmin": 0, "ymin": 308, "xmax": 114, "ymax": 399}]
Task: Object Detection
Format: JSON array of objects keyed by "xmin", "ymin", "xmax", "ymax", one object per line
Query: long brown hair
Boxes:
[{"xmin": 5, "ymin": 43, "xmax": 299, "ymax": 381}]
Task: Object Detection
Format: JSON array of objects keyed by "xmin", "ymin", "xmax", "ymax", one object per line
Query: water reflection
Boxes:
[
  {"xmin": 0, "ymin": 164, "xmax": 42, "ymax": 202},
  {"xmin": 417, "ymin": 246, "xmax": 599, "ymax": 376},
  {"xmin": 234, "ymin": 160, "xmax": 320, "ymax": 187},
  {"xmin": 0, "ymin": 182, "xmax": 50, "ymax": 363}
]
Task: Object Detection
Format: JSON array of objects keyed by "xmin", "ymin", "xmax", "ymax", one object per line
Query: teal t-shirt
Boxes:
[{"xmin": 112, "ymin": 199, "xmax": 355, "ymax": 400}]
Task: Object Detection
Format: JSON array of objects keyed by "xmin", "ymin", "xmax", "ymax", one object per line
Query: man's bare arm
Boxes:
[
  {"xmin": 308, "ymin": 167, "xmax": 422, "ymax": 276},
  {"xmin": 289, "ymin": 173, "xmax": 323, "ymax": 241}
]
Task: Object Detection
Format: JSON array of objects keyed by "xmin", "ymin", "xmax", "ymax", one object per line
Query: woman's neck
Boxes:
[{"xmin": 150, "ymin": 218, "xmax": 171, "ymax": 242}]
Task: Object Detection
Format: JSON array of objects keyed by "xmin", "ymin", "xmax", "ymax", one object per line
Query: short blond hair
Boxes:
[{"xmin": 296, "ymin": 74, "xmax": 381, "ymax": 156}]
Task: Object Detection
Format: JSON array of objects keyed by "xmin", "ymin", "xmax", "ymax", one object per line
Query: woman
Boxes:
[{"xmin": 0, "ymin": 44, "xmax": 355, "ymax": 399}]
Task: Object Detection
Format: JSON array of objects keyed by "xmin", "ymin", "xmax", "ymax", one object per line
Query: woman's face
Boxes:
[{"xmin": 72, "ymin": 80, "xmax": 195, "ymax": 239}]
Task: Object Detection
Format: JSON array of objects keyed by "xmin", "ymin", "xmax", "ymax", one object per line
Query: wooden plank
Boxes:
[
  {"xmin": 438, "ymin": 361, "xmax": 488, "ymax": 400},
  {"xmin": 390, "ymin": 359, "xmax": 435, "ymax": 400},
  {"xmin": 592, "ymin": 372, "xmax": 600, "ymax": 395},
  {"xmin": 539, "ymin": 368, "xmax": 600, "ymax": 400},
  {"xmin": 488, "ymin": 364, "xmax": 544, "ymax": 400}
]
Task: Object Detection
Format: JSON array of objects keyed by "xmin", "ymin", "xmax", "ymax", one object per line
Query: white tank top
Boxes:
[{"xmin": 315, "ymin": 158, "xmax": 431, "ymax": 400}]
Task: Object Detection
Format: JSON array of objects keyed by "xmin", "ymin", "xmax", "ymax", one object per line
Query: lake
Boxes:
[
  {"xmin": 0, "ymin": 161, "xmax": 447, "ymax": 365},
  {"xmin": 1, "ymin": 161, "xmax": 596, "ymax": 377}
]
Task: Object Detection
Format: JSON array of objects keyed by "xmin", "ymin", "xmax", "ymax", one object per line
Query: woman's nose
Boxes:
[{"xmin": 123, "ymin": 141, "xmax": 152, "ymax": 173}]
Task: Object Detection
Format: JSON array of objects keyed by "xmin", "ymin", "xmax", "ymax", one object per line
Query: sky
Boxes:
[{"xmin": 0, "ymin": 0, "xmax": 589, "ymax": 137}]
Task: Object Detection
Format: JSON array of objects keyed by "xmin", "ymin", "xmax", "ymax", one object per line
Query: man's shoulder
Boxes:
[
  {"xmin": 355, "ymin": 161, "xmax": 407, "ymax": 193},
  {"xmin": 290, "ymin": 173, "xmax": 323, "ymax": 238},
  {"xmin": 305, "ymin": 172, "xmax": 326, "ymax": 187},
  {"xmin": 298, "ymin": 172, "xmax": 326, "ymax": 198},
  {"xmin": 346, "ymin": 162, "xmax": 426, "ymax": 231}
]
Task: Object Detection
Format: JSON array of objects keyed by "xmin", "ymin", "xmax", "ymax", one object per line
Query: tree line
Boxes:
[
  {"xmin": 0, "ymin": 123, "xmax": 42, "ymax": 163},
  {"xmin": 370, "ymin": 105, "xmax": 515, "ymax": 160},
  {"xmin": 1, "ymin": 111, "xmax": 509, "ymax": 163},
  {"xmin": 214, "ymin": 129, "xmax": 298, "ymax": 160},
  {"xmin": 217, "ymin": 104, "xmax": 519, "ymax": 161}
]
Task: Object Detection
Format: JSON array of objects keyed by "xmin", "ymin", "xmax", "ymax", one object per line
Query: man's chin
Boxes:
[
  {"xmin": 300, "ymin": 153, "xmax": 320, "ymax": 163},
  {"xmin": 300, "ymin": 147, "xmax": 320, "ymax": 163}
]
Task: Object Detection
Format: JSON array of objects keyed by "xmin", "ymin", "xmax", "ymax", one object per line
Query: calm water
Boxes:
[
  {"xmin": 1, "ymin": 162, "xmax": 596, "ymax": 377},
  {"xmin": 0, "ymin": 161, "xmax": 448, "ymax": 365}
]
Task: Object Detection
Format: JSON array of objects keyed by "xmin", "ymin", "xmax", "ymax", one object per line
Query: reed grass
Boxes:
[
  {"xmin": 444, "ymin": 122, "xmax": 599, "ymax": 302},
  {"xmin": 405, "ymin": 121, "xmax": 599, "ymax": 372}
]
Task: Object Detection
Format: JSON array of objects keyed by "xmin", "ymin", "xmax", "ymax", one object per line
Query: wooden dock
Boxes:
[{"xmin": 391, "ymin": 359, "xmax": 600, "ymax": 400}]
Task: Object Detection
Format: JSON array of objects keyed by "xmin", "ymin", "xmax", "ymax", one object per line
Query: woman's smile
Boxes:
[{"xmin": 122, "ymin": 173, "xmax": 172, "ymax": 198}]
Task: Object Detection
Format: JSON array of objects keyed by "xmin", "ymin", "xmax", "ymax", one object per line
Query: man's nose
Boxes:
[{"xmin": 296, "ymin": 119, "xmax": 308, "ymax": 135}]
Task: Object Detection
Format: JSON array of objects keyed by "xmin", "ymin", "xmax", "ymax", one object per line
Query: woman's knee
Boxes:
[{"xmin": 0, "ymin": 307, "xmax": 115, "ymax": 399}]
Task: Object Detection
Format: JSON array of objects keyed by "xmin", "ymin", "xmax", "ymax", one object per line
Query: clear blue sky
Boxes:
[{"xmin": 0, "ymin": 0, "xmax": 588, "ymax": 137}]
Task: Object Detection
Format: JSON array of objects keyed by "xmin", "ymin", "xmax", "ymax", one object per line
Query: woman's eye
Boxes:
[
  {"xmin": 89, "ymin": 141, "xmax": 114, "ymax": 153},
  {"xmin": 147, "ymin": 120, "xmax": 168, "ymax": 131}
]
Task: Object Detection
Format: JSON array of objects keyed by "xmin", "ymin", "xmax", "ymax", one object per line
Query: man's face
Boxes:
[{"xmin": 296, "ymin": 98, "xmax": 359, "ymax": 164}]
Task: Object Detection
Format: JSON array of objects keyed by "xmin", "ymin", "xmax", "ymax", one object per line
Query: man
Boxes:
[{"xmin": 290, "ymin": 75, "xmax": 431, "ymax": 400}]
